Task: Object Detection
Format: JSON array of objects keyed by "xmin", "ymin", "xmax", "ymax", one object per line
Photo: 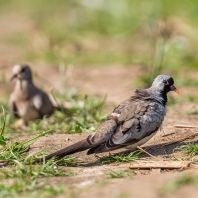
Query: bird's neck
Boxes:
[
  {"xmin": 15, "ymin": 79, "xmax": 34, "ymax": 94},
  {"xmin": 148, "ymin": 88, "xmax": 168, "ymax": 106}
]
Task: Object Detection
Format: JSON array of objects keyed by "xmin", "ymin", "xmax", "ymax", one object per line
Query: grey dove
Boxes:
[
  {"xmin": 9, "ymin": 64, "xmax": 54, "ymax": 126},
  {"xmin": 35, "ymin": 74, "xmax": 179, "ymax": 163}
]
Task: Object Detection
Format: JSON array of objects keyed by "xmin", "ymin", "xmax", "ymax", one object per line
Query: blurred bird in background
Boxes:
[{"xmin": 9, "ymin": 64, "xmax": 54, "ymax": 126}]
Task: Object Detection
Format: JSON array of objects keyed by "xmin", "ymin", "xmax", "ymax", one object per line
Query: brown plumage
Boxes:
[
  {"xmin": 9, "ymin": 64, "xmax": 54, "ymax": 126},
  {"xmin": 34, "ymin": 74, "xmax": 179, "ymax": 163}
]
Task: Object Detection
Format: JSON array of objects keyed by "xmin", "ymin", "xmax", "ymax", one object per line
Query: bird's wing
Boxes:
[
  {"xmin": 32, "ymin": 90, "xmax": 54, "ymax": 117},
  {"xmin": 92, "ymin": 99, "xmax": 165, "ymax": 153},
  {"xmin": 85, "ymin": 98, "xmax": 144, "ymax": 153},
  {"xmin": 9, "ymin": 94, "xmax": 19, "ymax": 118}
]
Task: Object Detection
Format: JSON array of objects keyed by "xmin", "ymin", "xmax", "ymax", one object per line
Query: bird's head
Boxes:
[
  {"xmin": 10, "ymin": 64, "xmax": 32, "ymax": 81},
  {"xmin": 151, "ymin": 74, "xmax": 179, "ymax": 95}
]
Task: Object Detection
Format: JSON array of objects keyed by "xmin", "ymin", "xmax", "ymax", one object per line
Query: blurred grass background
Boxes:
[
  {"xmin": 1, "ymin": 0, "xmax": 198, "ymax": 87},
  {"xmin": 0, "ymin": 0, "xmax": 198, "ymax": 87},
  {"xmin": 0, "ymin": 0, "xmax": 197, "ymax": 67}
]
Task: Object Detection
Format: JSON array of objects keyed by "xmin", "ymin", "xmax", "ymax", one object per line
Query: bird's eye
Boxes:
[
  {"xmin": 163, "ymin": 80, "xmax": 168, "ymax": 85},
  {"xmin": 21, "ymin": 68, "xmax": 25, "ymax": 73}
]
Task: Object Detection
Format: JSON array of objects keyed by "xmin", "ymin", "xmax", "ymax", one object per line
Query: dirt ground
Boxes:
[{"xmin": 2, "ymin": 64, "xmax": 198, "ymax": 198}]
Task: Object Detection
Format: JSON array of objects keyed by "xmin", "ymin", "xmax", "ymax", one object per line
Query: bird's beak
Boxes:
[
  {"xmin": 10, "ymin": 74, "xmax": 17, "ymax": 82},
  {"xmin": 170, "ymin": 85, "xmax": 179, "ymax": 94}
]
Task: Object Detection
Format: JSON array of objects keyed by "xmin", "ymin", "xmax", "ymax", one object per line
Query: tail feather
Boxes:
[{"xmin": 34, "ymin": 139, "xmax": 91, "ymax": 163}]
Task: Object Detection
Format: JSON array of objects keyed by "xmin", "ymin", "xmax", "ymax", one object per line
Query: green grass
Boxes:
[
  {"xmin": 0, "ymin": 133, "xmax": 80, "ymax": 198},
  {"xmin": 0, "ymin": 158, "xmax": 66, "ymax": 198},
  {"xmin": 187, "ymin": 109, "xmax": 198, "ymax": 115},
  {"xmin": 106, "ymin": 170, "xmax": 132, "ymax": 179},
  {"xmin": 186, "ymin": 95, "xmax": 198, "ymax": 102},
  {"xmin": 54, "ymin": 156, "xmax": 83, "ymax": 167},
  {"xmin": 159, "ymin": 174, "xmax": 198, "ymax": 195},
  {"xmin": 0, "ymin": 132, "xmax": 81, "ymax": 198},
  {"xmin": 136, "ymin": 23, "xmax": 172, "ymax": 87},
  {"xmin": 0, "ymin": 130, "xmax": 52, "ymax": 162},
  {"xmin": 177, "ymin": 144, "xmax": 198, "ymax": 157},
  {"xmin": 0, "ymin": 132, "xmax": 80, "ymax": 197},
  {"xmin": 97, "ymin": 150, "xmax": 142, "ymax": 164},
  {"xmin": 178, "ymin": 78, "xmax": 198, "ymax": 87},
  {"xmin": 0, "ymin": 181, "xmax": 64, "ymax": 198},
  {"xmin": 0, "ymin": 106, "xmax": 6, "ymax": 146},
  {"xmin": 0, "ymin": 103, "xmax": 85, "ymax": 166}
]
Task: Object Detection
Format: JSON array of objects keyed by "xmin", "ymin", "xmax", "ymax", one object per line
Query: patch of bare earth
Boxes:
[{"xmin": 2, "ymin": 64, "xmax": 198, "ymax": 197}]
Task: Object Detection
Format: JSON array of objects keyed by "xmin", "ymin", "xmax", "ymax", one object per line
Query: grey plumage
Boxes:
[
  {"xmin": 9, "ymin": 64, "xmax": 54, "ymax": 125},
  {"xmin": 34, "ymin": 74, "xmax": 179, "ymax": 163}
]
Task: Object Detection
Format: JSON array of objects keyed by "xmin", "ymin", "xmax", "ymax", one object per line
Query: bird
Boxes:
[
  {"xmin": 34, "ymin": 74, "xmax": 179, "ymax": 163},
  {"xmin": 9, "ymin": 64, "xmax": 54, "ymax": 126}
]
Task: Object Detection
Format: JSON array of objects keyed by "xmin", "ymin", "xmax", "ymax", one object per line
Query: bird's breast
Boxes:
[{"xmin": 16, "ymin": 101, "xmax": 41, "ymax": 121}]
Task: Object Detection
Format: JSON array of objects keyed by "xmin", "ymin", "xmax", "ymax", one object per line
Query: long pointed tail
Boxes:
[{"xmin": 34, "ymin": 139, "xmax": 91, "ymax": 163}]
